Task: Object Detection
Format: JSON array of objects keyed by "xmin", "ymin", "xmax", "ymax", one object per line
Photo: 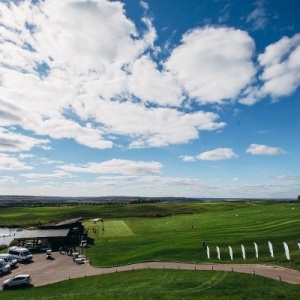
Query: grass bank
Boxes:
[{"xmin": 2, "ymin": 269, "xmax": 300, "ymax": 299}]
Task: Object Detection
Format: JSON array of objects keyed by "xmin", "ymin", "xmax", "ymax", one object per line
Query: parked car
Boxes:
[
  {"xmin": 0, "ymin": 259, "xmax": 11, "ymax": 275},
  {"xmin": 8, "ymin": 246, "xmax": 33, "ymax": 262},
  {"xmin": 2, "ymin": 274, "xmax": 31, "ymax": 289},
  {"xmin": 0, "ymin": 254, "xmax": 18, "ymax": 268}
]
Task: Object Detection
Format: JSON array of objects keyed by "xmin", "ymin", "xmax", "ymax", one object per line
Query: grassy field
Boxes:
[
  {"xmin": 84, "ymin": 202, "xmax": 300, "ymax": 270},
  {"xmin": 0, "ymin": 202, "xmax": 212, "ymax": 226},
  {"xmin": 1, "ymin": 201, "xmax": 300, "ymax": 299},
  {"xmin": 2, "ymin": 269, "xmax": 300, "ymax": 300}
]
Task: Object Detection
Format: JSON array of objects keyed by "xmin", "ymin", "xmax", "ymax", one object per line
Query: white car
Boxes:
[
  {"xmin": 0, "ymin": 259, "xmax": 11, "ymax": 275},
  {"xmin": 2, "ymin": 274, "xmax": 32, "ymax": 289},
  {"xmin": 0, "ymin": 254, "xmax": 18, "ymax": 268}
]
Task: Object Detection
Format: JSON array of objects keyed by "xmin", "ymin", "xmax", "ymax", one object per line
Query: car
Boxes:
[
  {"xmin": 8, "ymin": 246, "xmax": 33, "ymax": 262},
  {"xmin": 0, "ymin": 259, "xmax": 11, "ymax": 275},
  {"xmin": 2, "ymin": 274, "xmax": 32, "ymax": 289},
  {"xmin": 0, "ymin": 254, "xmax": 18, "ymax": 268}
]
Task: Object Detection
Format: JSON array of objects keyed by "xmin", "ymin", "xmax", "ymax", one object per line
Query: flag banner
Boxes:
[
  {"xmin": 207, "ymin": 245, "xmax": 210, "ymax": 259},
  {"xmin": 283, "ymin": 242, "xmax": 290, "ymax": 261},
  {"xmin": 241, "ymin": 244, "xmax": 246, "ymax": 260},
  {"xmin": 268, "ymin": 241, "xmax": 274, "ymax": 258},
  {"xmin": 298, "ymin": 243, "xmax": 300, "ymax": 250},
  {"xmin": 229, "ymin": 246, "xmax": 233, "ymax": 260},
  {"xmin": 254, "ymin": 242, "xmax": 258, "ymax": 259},
  {"xmin": 216, "ymin": 246, "xmax": 220, "ymax": 260}
]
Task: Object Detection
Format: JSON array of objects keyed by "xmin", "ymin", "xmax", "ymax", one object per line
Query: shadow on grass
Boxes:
[{"xmin": 2, "ymin": 283, "xmax": 34, "ymax": 291}]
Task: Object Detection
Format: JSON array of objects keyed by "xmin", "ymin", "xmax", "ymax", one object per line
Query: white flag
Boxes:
[
  {"xmin": 228, "ymin": 246, "xmax": 233, "ymax": 260},
  {"xmin": 207, "ymin": 246, "xmax": 210, "ymax": 259},
  {"xmin": 298, "ymin": 243, "xmax": 300, "ymax": 250},
  {"xmin": 283, "ymin": 242, "xmax": 290, "ymax": 261},
  {"xmin": 254, "ymin": 242, "xmax": 258, "ymax": 259},
  {"xmin": 216, "ymin": 246, "xmax": 220, "ymax": 260},
  {"xmin": 241, "ymin": 244, "xmax": 246, "ymax": 260},
  {"xmin": 268, "ymin": 241, "xmax": 274, "ymax": 258}
]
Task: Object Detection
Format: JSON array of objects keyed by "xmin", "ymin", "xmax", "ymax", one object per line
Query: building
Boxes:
[{"xmin": 13, "ymin": 217, "xmax": 87, "ymax": 251}]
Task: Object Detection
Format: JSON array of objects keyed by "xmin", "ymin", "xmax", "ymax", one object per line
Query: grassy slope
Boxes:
[
  {"xmin": 2, "ymin": 270, "xmax": 300, "ymax": 300},
  {"xmin": 0, "ymin": 202, "xmax": 209, "ymax": 226},
  {"xmin": 85, "ymin": 202, "xmax": 300, "ymax": 269}
]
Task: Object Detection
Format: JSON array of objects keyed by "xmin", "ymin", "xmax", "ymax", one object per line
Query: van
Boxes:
[
  {"xmin": 8, "ymin": 246, "xmax": 33, "ymax": 262},
  {"xmin": 0, "ymin": 258, "xmax": 11, "ymax": 275},
  {"xmin": 0, "ymin": 254, "xmax": 18, "ymax": 268}
]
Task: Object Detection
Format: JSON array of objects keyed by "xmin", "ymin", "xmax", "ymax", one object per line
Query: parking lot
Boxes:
[{"xmin": 0, "ymin": 252, "xmax": 98, "ymax": 288}]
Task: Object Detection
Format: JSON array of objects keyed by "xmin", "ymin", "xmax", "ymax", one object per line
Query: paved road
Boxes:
[{"xmin": 1, "ymin": 253, "xmax": 300, "ymax": 289}]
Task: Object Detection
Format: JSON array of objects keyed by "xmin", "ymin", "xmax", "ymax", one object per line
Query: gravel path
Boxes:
[{"xmin": 1, "ymin": 252, "xmax": 300, "ymax": 289}]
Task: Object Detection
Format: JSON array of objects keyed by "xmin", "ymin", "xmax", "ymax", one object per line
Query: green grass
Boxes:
[
  {"xmin": 1, "ymin": 201, "xmax": 300, "ymax": 298},
  {"xmin": 1, "ymin": 202, "xmax": 300, "ymax": 269},
  {"xmin": 2, "ymin": 270, "xmax": 300, "ymax": 300},
  {"xmin": 85, "ymin": 202, "xmax": 300, "ymax": 270},
  {"xmin": 85, "ymin": 220, "xmax": 134, "ymax": 237},
  {"xmin": 0, "ymin": 202, "xmax": 212, "ymax": 226}
]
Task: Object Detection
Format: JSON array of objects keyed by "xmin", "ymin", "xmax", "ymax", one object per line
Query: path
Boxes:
[{"xmin": 1, "ymin": 253, "xmax": 300, "ymax": 289}]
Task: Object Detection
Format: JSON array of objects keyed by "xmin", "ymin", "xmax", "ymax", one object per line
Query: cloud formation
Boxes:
[
  {"xmin": 246, "ymin": 0, "xmax": 268, "ymax": 30},
  {"xmin": 0, "ymin": 0, "xmax": 299, "ymax": 198},
  {"xmin": 59, "ymin": 159, "xmax": 163, "ymax": 175},
  {"xmin": 241, "ymin": 33, "xmax": 300, "ymax": 104},
  {"xmin": 0, "ymin": 0, "xmax": 231, "ymax": 150},
  {"xmin": 196, "ymin": 148, "xmax": 238, "ymax": 161},
  {"xmin": 0, "ymin": 128, "xmax": 49, "ymax": 152},
  {"xmin": 246, "ymin": 144, "xmax": 286, "ymax": 155},
  {"xmin": 165, "ymin": 27, "xmax": 256, "ymax": 104},
  {"xmin": 0, "ymin": 154, "xmax": 32, "ymax": 170}
]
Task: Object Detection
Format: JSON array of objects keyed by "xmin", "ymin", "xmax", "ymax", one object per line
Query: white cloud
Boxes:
[
  {"xmin": 232, "ymin": 177, "xmax": 241, "ymax": 182},
  {"xmin": 140, "ymin": 1, "xmax": 149, "ymax": 10},
  {"xmin": 0, "ymin": 176, "xmax": 17, "ymax": 184},
  {"xmin": 258, "ymin": 34, "xmax": 300, "ymax": 98},
  {"xmin": 128, "ymin": 55, "xmax": 184, "ymax": 106},
  {"xmin": 271, "ymin": 175, "xmax": 300, "ymax": 181},
  {"xmin": 0, "ymin": 128, "xmax": 50, "ymax": 152},
  {"xmin": 21, "ymin": 171, "xmax": 73, "ymax": 180},
  {"xmin": 180, "ymin": 155, "xmax": 196, "ymax": 162},
  {"xmin": 0, "ymin": 153, "xmax": 32, "ymax": 170},
  {"xmin": 92, "ymin": 101, "xmax": 225, "ymax": 148},
  {"xmin": 246, "ymin": 144, "xmax": 286, "ymax": 155},
  {"xmin": 40, "ymin": 158, "xmax": 64, "ymax": 165},
  {"xmin": 246, "ymin": 0, "xmax": 268, "ymax": 30},
  {"xmin": 165, "ymin": 27, "xmax": 256, "ymax": 104},
  {"xmin": 196, "ymin": 148, "xmax": 238, "ymax": 161},
  {"xmin": 0, "ymin": 1, "xmax": 228, "ymax": 151},
  {"xmin": 240, "ymin": 33, "xmax": 300, "ymax": 105},
  {"xmin": 59, "ymin": 159, "xmax": 163, "ymax": 175},
  {"xmin": 18, "ymin": 154, "xmax": 35, "ymax": 160}
]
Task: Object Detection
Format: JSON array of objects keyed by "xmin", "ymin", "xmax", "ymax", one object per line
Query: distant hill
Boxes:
[{"xmin": 0, "ymin": 195, "xmax": 296, "ymax": 208}]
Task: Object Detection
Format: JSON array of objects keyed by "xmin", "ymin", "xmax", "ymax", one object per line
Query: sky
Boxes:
[{"xmin": 0, "ymin": 0, "xmax": 300, "ymax": 199}]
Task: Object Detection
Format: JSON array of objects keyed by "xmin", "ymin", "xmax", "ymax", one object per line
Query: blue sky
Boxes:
[{"xmin": 0, "ymin": 0, "xmax": 300, "ymax": 198}]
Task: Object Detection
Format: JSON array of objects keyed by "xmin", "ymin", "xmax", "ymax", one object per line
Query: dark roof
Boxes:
[
  {"xmin": 55, "ymin": 217, "xmax": 82, "ymax": 227},
  {"xmin": 15, "ymin": 229, "xmax": 70, "ymax": 239}
]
